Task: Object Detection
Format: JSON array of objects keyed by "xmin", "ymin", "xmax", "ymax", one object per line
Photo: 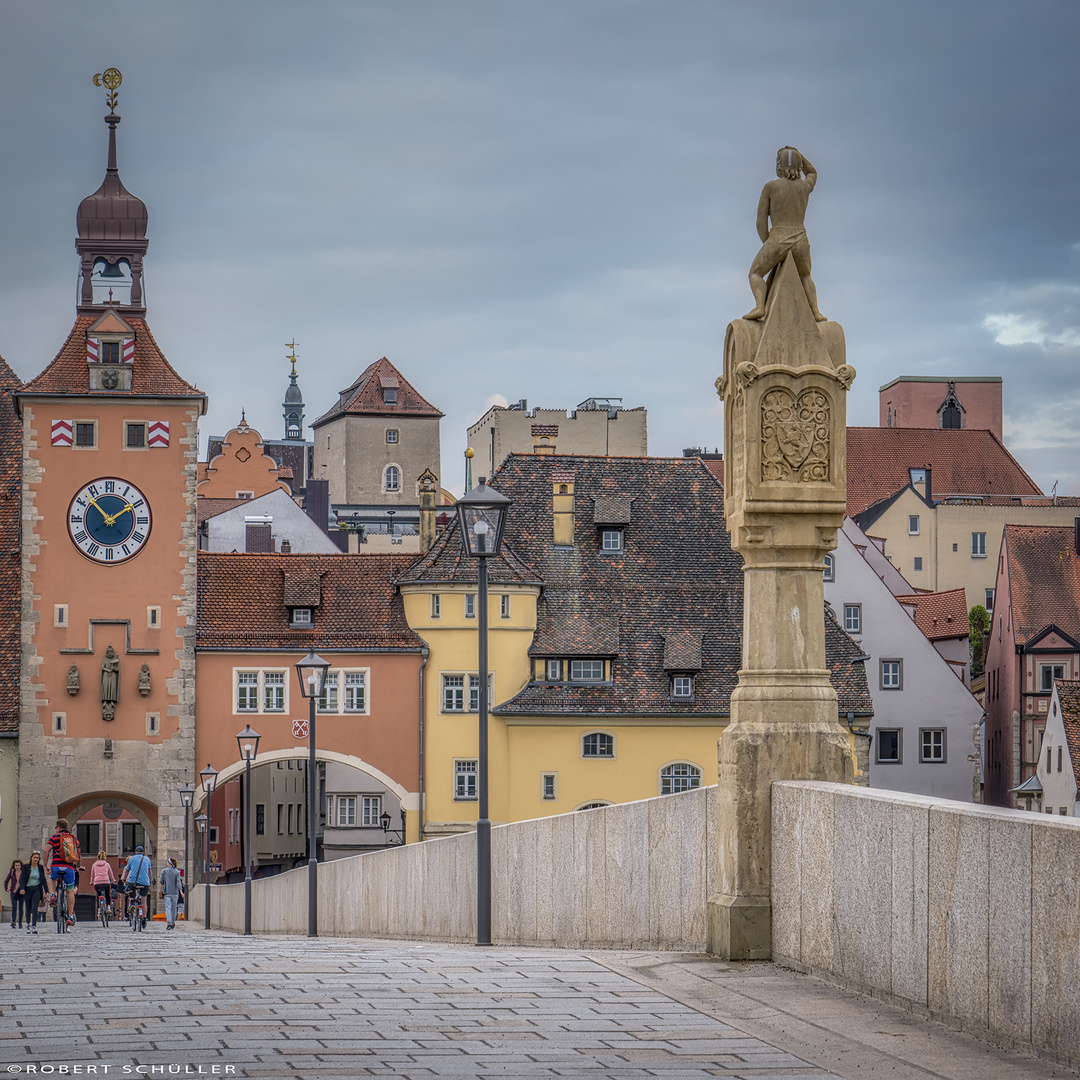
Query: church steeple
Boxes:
[
  {"xmin": 283, "ymin": 340, "xmax": 305, "ymax": 441},
  {"xmin": 76, "ymin": 70, "xmax": 148, "ymax": 316}
]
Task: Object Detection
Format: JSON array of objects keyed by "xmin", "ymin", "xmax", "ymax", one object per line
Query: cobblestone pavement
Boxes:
[{"xmin": 0, "ymin": 922, "xmax": 1073, "ymax": 1080}]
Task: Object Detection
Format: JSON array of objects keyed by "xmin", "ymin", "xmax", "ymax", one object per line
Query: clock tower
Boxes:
[{"xmin": 16, "ymin": 74, "xmax": 207, "ymax": 876}]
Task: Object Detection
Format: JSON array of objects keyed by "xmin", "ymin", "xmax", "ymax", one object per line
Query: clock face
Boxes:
[{"xmin": 67, "ymin": 477, "xmax": 152, "ymax": 564}]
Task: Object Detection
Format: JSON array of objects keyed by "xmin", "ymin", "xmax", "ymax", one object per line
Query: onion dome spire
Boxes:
[
  {"xmin": 76, "ymin": 70, "xmax": 148, "ymax": 315},
  {"xmin": 283, "ymin": 340, "xmax": 305, "ymax": 441}
]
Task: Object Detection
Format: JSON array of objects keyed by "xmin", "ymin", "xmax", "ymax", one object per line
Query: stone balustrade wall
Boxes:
[
  {"xmin": 192, "ymin": 783, "xmax": 715, "ymax": 950},
  {"xmin": 772, "ymin": 781, "xmax": 1080, "ymax": 1067}
]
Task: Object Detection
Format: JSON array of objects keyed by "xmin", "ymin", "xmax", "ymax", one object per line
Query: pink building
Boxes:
[{"xmin": 879, "ymin": 376, "xmax": 1003, "ymax": 441}]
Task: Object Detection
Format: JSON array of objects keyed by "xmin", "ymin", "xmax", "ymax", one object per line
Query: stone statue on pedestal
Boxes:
[
  {"xmin": 101, "ymin": 645, "xmax": 119, "ymax": 722},
  {"xmin": 743, "ymin": 146, "xmax": 826, "ymax": 323}
]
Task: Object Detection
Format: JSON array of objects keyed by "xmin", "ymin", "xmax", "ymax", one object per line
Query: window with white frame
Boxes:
[
  {"xmin": 601, "ymin": 529, "xmax": 623, "ymax": 552},
  {"xmin": 500, "ymin": 594, "xmax": 510, "ymax": 619},
  {"xmin": 442, "ymin": 674, "xmax": 485, "ymax": 712},
  {"xmin": 344, "ymin": 672, "xmax": 366, "ymax": 713},
  {"xmin": 541, "ymin": 773, "xmax": 557, "ymax": 800},
  {"xmin": 985, "ymin": 588, "xmax": 995, "ymax": 612},
  {"xmin": 1041, "ymin": 664, "xmax": 1066, "ymax": 691},
  {"xmin": 660, "ymin": 762, "xmax": 701, "ymax": 794},
  {"xmin": 291, "ymin": 607, "xmax": 313, "ymax": 626},
  {"xmin": 430, "ymin": 594, "xmax": 441, "ymax": 618},
  {"xmin": 582, "ymin": 732, "xmax": 614, "ymax": 758},
  {"xmin": 263, "ymin": 672, "xmax": 285, "ymax": 712},
  {"xmin": 384, "ymin": 464, "xmax": 401, "ymax": 492},
  {"xmin": 318, "ymin": 672, "xmax": 339, "ymax": 712},
  {"xmin": 570, "ymin": 659, "xmax": 604, "ymax": 682},
  {"xmin": 237, "ymin": 672, "xmax": 259, "ymax": 711},
  {"xmin": 920, "ymin": 728, "xmax": 946, "ymax": 763},
  {"xmin": 880, "ymin": 659, "xmax": 903, "ymax": 689},
  {"xmin": 671, "ymin": 675, "xmax": 694, "ymax": 698},
  {"xmin": 335, "ymin": 797, "xmax": 357, "ymax": 827},
  {"xmin": 386, "ymin": 429, "xmax": 398, "ymax": 444},
  {"xmin": 844, "ymin": 604, "xmax": 862, "ymax": 634},
  {"xmin": 454, "ymin": 760, "xmax": 477, "ymax": 800},
  {"xmin": 972, "ymin": 532, "xmax": 987, "ymax": 557},
  {"xmin": 908, "ymin": 515, "xmax": 920, "ymax": 535},
  {"xmin": 546, "ymin": 660, "xmax": 562, "ymax": 681},
  {"xmin": 361, "ymin": 796, "xmax": 382, "ymax": 827},
  {"xmin": 464, "ymin": 593, "xmax": 476, "ymax": 618},
  {"xmin": 823, "ymin": 553, "xmax": 835, "ymax": 582}
]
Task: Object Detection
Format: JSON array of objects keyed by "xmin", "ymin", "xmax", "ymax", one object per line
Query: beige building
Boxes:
[
  {"xmin": 311, "ymin": 357, "xmax": 442, "ymax": 536},
  {"xmin": 855, "ymin": 483, "xmax": 1080, "ymax": 613},
  {"xmin": 468, "ymin": 397, "xmax": 646, "ymax": 477}
]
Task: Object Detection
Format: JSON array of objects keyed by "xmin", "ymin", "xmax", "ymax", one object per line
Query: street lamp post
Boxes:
[
  {"xmin": 295, "ymin": 651, "xmax": 330, "ymax": 938},
  {"xmin": 454, "ymin": 476, "xmax": 512, "ymax": 946},
  {"xmin": 379, "ymin": 807, "xmax": 407, "ymax": 847},
  {"xmin": 195, "ymin": 813, "xmax": 208, "ymax": 930},
  {"xmin": 236, "ymin": 726, "xmax": 262, "ymax": 936},
  {"xmin": 198, "ymin": 763, "xmax": 218, "ymax": 930},
  {"xmin": 178, "ymin": 783, "xmax": 195, "ymax": 922}
]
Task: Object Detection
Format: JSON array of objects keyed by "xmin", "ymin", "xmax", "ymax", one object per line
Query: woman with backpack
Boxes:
[{"xmin": 5, "ymin": 859, "xmax": 24, "ymax": 928}]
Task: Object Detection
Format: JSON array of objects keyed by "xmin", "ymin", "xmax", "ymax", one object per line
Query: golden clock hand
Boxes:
[
  {"xmin": 86, "ymin": 495, "xmax": 114, "ymax": 523},
  {"xmin": 103, "ymin": 503, "xmax": 135, "ymax": 528}
]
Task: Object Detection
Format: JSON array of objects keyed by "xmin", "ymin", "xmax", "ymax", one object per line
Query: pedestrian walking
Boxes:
[
  {"xmin": 20, "ymin": 852, "xmax": 46, "ymax": 933},
  {"xmin": 5, "ymin": 859, "xmax": 24, "ymax": 928},
  {"xmin": 159, "ymin": 857, "xmax": 182, "ymax": 929}
]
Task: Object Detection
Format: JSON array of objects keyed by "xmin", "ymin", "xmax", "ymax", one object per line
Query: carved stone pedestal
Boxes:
[{"xmin": 707, "ymin": 251, "xmax": 855, "ymax": 960}]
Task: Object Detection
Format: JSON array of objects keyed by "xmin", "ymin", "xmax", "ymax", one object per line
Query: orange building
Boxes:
[
  {"xmin": 15, "ymin": 95, "xmax": 206, "ymax": 898},
  {"xmin": 195, "ymin": 552, "xmax": 426, "ymax": 871},
  {"xmin": 197, "ymin": 415, "xmax": 293, "ymax": 501}
]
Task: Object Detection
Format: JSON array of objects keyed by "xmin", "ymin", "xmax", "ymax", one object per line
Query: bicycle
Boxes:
[
  {"xmin": 52, "ymin": 877, "xmax": 72, "ymax": 934},
  {"xmin": 97, "ymin": 891, "xmax": 110, "ymax": 929},
  {"xmin": 131, "ymin": 886, "xmax": 148, "ymax": 932}
]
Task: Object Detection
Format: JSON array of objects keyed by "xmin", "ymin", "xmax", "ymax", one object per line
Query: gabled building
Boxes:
[
  {"xmin": 399, "ymin": 455, "xmax": 872, "ymax": 835},
  {"xmin": 892, "ymin": 587, "xmax": 971, "ymax": 686},
  {"xmin": 1035, "ymin": 680, "xmax": 1080, "ymax": 817},
  {"xmin": 984, "ymin": 522, "xmax": 1080, "ymax": 807},
  {"xmin": 826, "ymin": 521, "xmax": 983, "ymax": 802},
  {"xmin": 879, "ymin": 375, "xmax": 1003, "ymax": 440},
  {"xmin": 198, "ymin": 487, "xmax": 340, "ymax": 555},
  {"xmin": 311, "ymin": 357, "xmax": 442, "ymax": 538},
  {"xmin": 15, "ymin": 92, "xmax": 206, "ymax": 890},
  {"xmin": 847, "ymin": 429, "xmax": 1080, "ymax": 611},
  {"xmin": 195, "ymin": 553, "xmax": 427, "ymax": 871},
  {"xmin": 198, "ymin": 415, "xmax": 294, "ymax": 501}
]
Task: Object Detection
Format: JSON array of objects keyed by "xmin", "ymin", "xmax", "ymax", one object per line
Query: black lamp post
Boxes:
[
  {"xmin": 454, "ymin": 476, "xmax": 511, "ymax": 946},
  {"xmin": 179, "ymin": 783, "xmax": 194, "ymax": 921},
  {"xmin": 236, "ymin": 725, "xmax": 261, "ymax": 936},
  {"xmin": 295, "ymin": 650, "xmax": 330, "ymax": 938},
  {"xmin": 195, "ymin": 813, "xmax": 208, "ymax": 930},
  {"xmin": 198, "ymin": 763, "xmax": 218, "ymax": 930}
]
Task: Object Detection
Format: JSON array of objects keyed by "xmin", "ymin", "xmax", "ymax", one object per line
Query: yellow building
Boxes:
[{"xmin": 399, "ymin": 455, "xmax": 873, "ymax": 835}]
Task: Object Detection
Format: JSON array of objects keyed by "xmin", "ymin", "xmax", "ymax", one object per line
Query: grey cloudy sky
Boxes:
[{"xmin": 2, "ymin": 1, "xmax": 1078, "ymax": 495}]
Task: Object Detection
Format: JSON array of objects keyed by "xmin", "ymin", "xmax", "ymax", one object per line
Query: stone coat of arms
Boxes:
[{"xmin": 760, "ymin": 387, "xmax": 830, "ymax": 482}]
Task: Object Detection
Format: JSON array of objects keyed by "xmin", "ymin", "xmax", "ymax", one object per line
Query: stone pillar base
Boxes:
[{"xmin": 706, "ymin": 892, "xmax": 771, "ymax": 960}]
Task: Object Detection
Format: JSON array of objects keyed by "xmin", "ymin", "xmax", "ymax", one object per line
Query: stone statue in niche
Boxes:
[
  {"xmin": 743, "ymin": 146, "xmax": 826, "ymax": 323},
  {"xmin": 138, "ymin": 663, "xmax": 151, "ymax": 697},
  {"xmin": 761, "ymin": 387, "xmax": 831, "ymax": 482},
  {"xmin": 67, "ymin": 664, "xmax": 80, "ymax": 696},
  {"xmin": 101, "ymin": 645, "xmax": 119, "ymax": 722}
]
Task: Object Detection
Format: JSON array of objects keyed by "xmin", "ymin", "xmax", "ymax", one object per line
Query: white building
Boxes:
[
  {"xmin": 1035, "ymin": 680, "xmax": 1080, "ymax": 816},
  {"xmin": 825, "ymin": 520, "xmax": 984, "ymax": 801},
  {"xmin": 198, "ymin": 488, "xmax": 341, "ymax": 554}
]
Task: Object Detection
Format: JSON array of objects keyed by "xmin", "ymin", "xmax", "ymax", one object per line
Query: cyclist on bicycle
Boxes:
[
  {"xmin": 90, "ymin": 850, "xmax": 116, "ymax": 916},
  {"xmin": 121, "ymin": 846, "xmax": 152, "ymax": 923},
  {"xmin": 44, "ymin": 817, "xmax": 81, "ymax": 927}
]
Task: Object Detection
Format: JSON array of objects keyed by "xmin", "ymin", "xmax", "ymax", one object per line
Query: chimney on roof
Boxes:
[
  {"xmin": 280, "ymin": 539, "xmax": 291, "ymax": 555},
  {"xmin": 532, "ymin": 424, "xmax": 558, "ymax": 455},
  {"xmin": 304, "ymin": 478, "xmax": 331, "ymax": 536},
  {"xmin": 552, "ymin": 471, "xmax": 575, "ymax": 547}
]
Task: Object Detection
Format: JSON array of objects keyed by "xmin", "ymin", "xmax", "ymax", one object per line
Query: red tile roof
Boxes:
[
  {"xmin": 197, "ymin": 497, "xmax": 249, "ymax": 526},
  {"xmin": 846, "ymin": 428, "xmax": 1041, "ymax": 518},
  {"xmin": 196, "ymin": 552, "xmax": 425, "ymax": 651},
  {"xmin": 1057, "ymin": 681, "xmax": 1080, "ymax": 786},
  {"xmin": 1005, "ymin": 524, "xmax": 1080, "ymax": 646},
  {"xmin": 19, "ymin": 316, "xmax": 205, "ymax": 400},
  {"xmin": 893, "ymin": 588, "xmax": 970, "ymax": 642},
  {"xmin": 0, "ymin": 356, "xmax": 20, "ymax": 733},
  {"xmin": 312, "ymin": 357, "xmax": 442, "ymax": 426}
]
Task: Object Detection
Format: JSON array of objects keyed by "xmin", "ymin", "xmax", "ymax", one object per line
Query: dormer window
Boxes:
[
  {"xmin": 290, "ymin": 607, "xmax": 313, "ymax": 627},
  {"xmin": 601, "ymin": 529, "xmax": 623, "ymax": 552},
  {"xmin": 383, "ymin": 388, "xmax": 397, "ymax": 405},
  {"xmin": 101, "ymin": 341, "xmax": 120, "ymax": 363},
  {"xmin": 671, "ymin": 675, "xmax": 694, "ymax": 698}
]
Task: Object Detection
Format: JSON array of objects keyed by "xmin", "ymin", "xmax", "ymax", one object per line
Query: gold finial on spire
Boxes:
[
  {"xmin": 285, "ymin": 339, "xmax": 299, "ymax": 375},
  {"xmin": 93, "ymin": 68, "xmax": 122, "ymax": 112}
]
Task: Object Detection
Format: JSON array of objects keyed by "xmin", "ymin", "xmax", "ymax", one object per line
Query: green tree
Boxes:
[{"xmin": 969, "ymin": 604, "xmax": 990, "ymax": 676}]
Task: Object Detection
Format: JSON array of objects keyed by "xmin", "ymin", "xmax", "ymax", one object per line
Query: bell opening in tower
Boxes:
[{"xmin": 91, "ymin": 259, "xmax": 133, "ymax": 306}]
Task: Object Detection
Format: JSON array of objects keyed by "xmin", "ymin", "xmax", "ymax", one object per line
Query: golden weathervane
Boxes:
[
  {"xmin": 93, "ymin": 68, "xmax": 122, "ymax": 111},
  {"xmin": 286, "ymin": 340, "xmax": 299, "ymax": 373}
]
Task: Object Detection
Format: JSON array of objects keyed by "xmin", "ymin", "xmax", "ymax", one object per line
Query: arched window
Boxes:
[
  {"xmin": 660, "ymin": 762, "xmax": 701, "ymax": 795},
  {"xmin": 384, "ymin": 465, "xmax": 401, "ymax": 493},
  {"xmin": 574, "ymin": 801, "xmax": 612, "ymax": 812},
  {"xmin": 823, "ymin": 553, "xmax": 835, "ymax": 582},
  {"xmin": 581, "ymin": 732, "xmax": 614, "ymax": 758}
]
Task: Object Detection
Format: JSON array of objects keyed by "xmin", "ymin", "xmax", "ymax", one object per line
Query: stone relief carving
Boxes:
[
  {"xmin": 101, "ymin": 644, "xmax": 119, "ymax": 722},
  {"xmin": 67, "ymin": 664, "xmax": 80, "ymax": 696},
  {"xmin": 761, "ymin": 388, "xmax": 830, "ymax": 482},
  {"xmin": 138, "ymin": 662, "xmax": 151, "ymax": 697}
]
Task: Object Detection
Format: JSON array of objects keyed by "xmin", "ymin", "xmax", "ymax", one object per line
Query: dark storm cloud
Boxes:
[{"xmin": 1, "ymin": 0, "xmax": 1078, "ymax": 492}]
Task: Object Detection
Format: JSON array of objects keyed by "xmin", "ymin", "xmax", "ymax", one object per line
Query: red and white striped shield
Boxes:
[
  {"xmin": 51, "ymin": 420, "xmax": 73, "ymax": 446},
  {"xmin": 148, "ymin": 420, "xmax": 170, "ymax": 447}
]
